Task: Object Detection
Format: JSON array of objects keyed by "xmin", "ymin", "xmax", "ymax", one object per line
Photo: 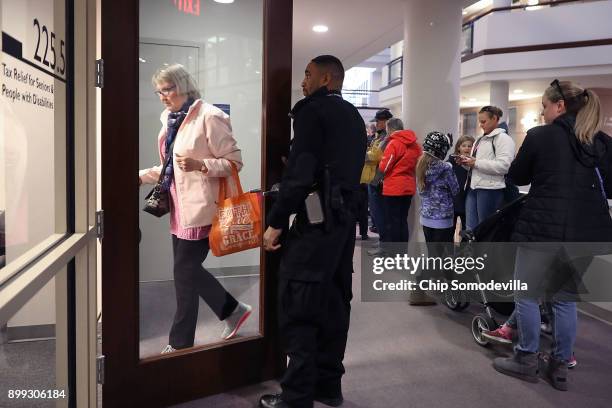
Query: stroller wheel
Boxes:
[
  {"xmin": 472, "ymin": 313, "xmax": 497, "ymax": 347},
  {"xmin": 443, "ymin": 290, "xmax": 460, "ymax": 310},
  {"xmin": 443, "ymin": 289, "xmax": 470, "ymax": 311}
]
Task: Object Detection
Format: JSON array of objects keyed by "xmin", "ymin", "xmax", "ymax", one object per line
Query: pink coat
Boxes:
[{"xmin": 139, "ymin": 99, "xmax": 243, "ymax": 228}]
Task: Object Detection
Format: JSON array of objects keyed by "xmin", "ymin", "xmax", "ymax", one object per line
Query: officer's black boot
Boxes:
[
  {"xmin": 314, "ymin": 393, "xmax": 344, "ymax": 407},
  {"xmin": 259, "ymin": 394, "xmax": 292, "ymax": 408}
]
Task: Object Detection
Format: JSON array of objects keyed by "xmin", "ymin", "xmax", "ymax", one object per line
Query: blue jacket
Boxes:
[{"xmin": 419, "ymin": 160, "xmax": 459, "ymax": 229}]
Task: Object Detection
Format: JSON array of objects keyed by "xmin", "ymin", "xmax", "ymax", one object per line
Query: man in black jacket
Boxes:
[{"xmin": 260, "ymin": 55, "xmax": 366, "ymax": 408}]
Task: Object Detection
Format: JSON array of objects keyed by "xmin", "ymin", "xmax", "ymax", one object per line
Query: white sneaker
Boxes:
[
  {"xmin": 541, "ymin": 322, "xmax": 553, "ymax": 335},
  {"xmin": 161, "ymin": 344, "xmax": 176, "ymax": 354},
  {"xmin": 222, "ymin": 302, "xmax": 252, "ymax": 340},
  {"xmin": 367, "ymin": 247, "xmax": 386, "ymax": 256}
]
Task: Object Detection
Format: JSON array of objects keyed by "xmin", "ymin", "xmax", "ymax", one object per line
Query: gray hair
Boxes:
[
  {"xmin": 152, "ymin": 64, "xmax": 201, "ymax": 99},
  {"xmin": 386, "ymin": 117, "xmax": 404, "ymax": 134}
]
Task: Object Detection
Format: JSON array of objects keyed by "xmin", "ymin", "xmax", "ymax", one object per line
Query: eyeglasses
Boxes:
[
  {"xmin": 550, "ymin": 79, "xmax": 565, "ymax": 101},
  {"xmin": 154, "ymin": 85, "xmax": 176, "ymax": 97}
]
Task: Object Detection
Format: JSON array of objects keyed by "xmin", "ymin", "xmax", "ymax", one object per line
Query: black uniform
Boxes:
[{"xmin": 267, "ymin": 87, "xmax": 366, "ymax": 408}]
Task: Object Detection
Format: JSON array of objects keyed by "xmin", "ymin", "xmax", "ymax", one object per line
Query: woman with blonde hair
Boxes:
[
  {"xmin": 493, "ymin": 81, "xmax": 612, "ymax": 390},
  {"xmin": 139, "ymin": 64, "xmax": 252, "ymax": 353}
]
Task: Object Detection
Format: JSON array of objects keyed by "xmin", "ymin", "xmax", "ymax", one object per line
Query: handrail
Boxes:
[
  {"xmin": 386, "ymin": 56, "xmax": 403, "ymax": 67},
  {"xmin": 383, "ymin": 56, "xmax": 403, "ymax": 87},
  {"xmin": 461, "ymin": 37, "xmax": 612, "ymax": 63},
  {"xmin": 341, "ymin": 88, "xmax": 380, "ymax": 108},
  {"xmin": 462, "ymin": 0, "xmax": 588, "ymax": 28},
  {"xmin": 342, "ymin": 89, "xmax": 380, "ymax": 94}
]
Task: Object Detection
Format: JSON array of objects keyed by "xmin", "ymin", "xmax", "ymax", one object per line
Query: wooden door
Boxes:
[{"xmin": 101, "ymin": 0, "xmax": 292, "ymax": 406}]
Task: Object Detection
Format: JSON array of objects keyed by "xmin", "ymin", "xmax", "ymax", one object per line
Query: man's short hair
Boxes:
[{"xmin": 311, "ymin": 55, "xmax": 345, "ymax": 82}]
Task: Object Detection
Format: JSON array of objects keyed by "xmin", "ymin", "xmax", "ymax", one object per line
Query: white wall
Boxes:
[
  {"xmin": 390, "ymin": 41, "xmax": 403, "ymax": 60},
  {"xmin": 472, "ymin": 1, "xmax": 612, "ymax": 53},
  {"xmin": 379, "ymin": 83, "xmax": 402, "ymax": 107},
  {"xmin": 592, "ymin": 302, "xmax": 612, "ymax": 313},
  {"xmin": 138, "ymin": 0, "xmax": 263, "ymax": 281},
  {"xmin": 462, "ymin": 1, "xmax": 612, "ymax": 84},
  {"xmin": 580, "ymin": 255, "xmax": 612, "ymax": 311},
  {"xmin": 8, "ymin": 278, "xmax": 56, "ymax": 328},
  {"xmin": 461, "ymin": 44, "xmax": 612, "ymax": 85}
]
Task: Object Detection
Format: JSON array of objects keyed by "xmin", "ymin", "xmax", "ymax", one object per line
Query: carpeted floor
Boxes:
[
  {"xmin": 171, "ymin": 238, "xmax": 612, "ymax": 408},
  {"xmin": 2, "ymin": 238, "xmax": 610, "ymax": 407},
  {"xmin": 0, "ymin": 340, "xmax": 56, "ymax": 408}
]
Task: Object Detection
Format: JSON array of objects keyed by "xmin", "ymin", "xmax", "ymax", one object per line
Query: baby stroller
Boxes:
[{"xmin": 442, "ymin": 195, "xmax": 528, "ymax": 347}]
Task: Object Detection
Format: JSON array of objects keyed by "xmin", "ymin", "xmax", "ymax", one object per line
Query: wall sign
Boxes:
[
  {"xmin": 173, "ymin": 0, "xmax": 201, "ymax": 16},
  {"xmin": 1, "ymin": 4, "xmax": 66, "ymax": 111}
]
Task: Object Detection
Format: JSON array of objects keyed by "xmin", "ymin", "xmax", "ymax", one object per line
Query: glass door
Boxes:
[{"xmin": 101, "ymin": 0, "xmax": 292, "ymax": 406}]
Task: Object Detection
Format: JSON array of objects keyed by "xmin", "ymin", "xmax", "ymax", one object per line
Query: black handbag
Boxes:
[
  {"xmin": 490, "ymin": 134, "xmax": 520, "ymax": 203},
  {"xmin": 370, "ymin": 151, "xmax": 401, "ymax": 193},
  {"xmin": 143, "ymin": 184, "xmax": 170, "ymax": 217},
  {"xmin": 143, "ymin": 139, "xmax": 175, "ymax": 217},
  {"xmin": 370, "ymin": 168, "xmax": 385, "ymax": 193}
]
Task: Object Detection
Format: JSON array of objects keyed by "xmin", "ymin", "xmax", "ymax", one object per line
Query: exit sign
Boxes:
[{"xmin": 173, "ymin": 0, "xmax": 200, "ymax": 16}]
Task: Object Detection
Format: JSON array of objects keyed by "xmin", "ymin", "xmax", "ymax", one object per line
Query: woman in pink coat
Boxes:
[{"xmin": 139, "ymin": 64, "xmax": 251, "ymax": 353}]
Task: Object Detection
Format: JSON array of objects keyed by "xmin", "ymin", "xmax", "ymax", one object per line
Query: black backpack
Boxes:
[{"xmin": 491, "ymin": 133, "xmax": 520, "ymax": 203}]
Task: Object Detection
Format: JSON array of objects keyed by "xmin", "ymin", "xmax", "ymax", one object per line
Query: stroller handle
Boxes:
[{"xmin": 460, "ymin": 230, "xmax": 475, "ymax": 242}]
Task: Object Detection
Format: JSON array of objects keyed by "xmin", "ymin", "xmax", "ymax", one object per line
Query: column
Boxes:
[
  {"xmin": 490, "ymin": 80, "xmax": 510, "ymax": 125},
  {"xmin": 402, "ymin": 0, "xmax": 462, "ymax": 139},
  {"xmin": 401, "ymin": 0, "xmax": 463, "ymax": 242}
]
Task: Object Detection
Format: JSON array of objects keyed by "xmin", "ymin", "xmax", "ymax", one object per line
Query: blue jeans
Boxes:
[
  {"xmin": 368, "ymin": 185, "xmax": 385, "ymax": 242},
  {"xmin": 465, "ymin": 188, "xmax": 504, "ymax": 230},
  {"xmin": 513, "ymin": 246, "xmax": 577, "ymax": 361},
  {"xmin": 506, "ymin": 310, "xmax": 517, "ymax": 328},
  {"xmin": 505, "ymin": 303, "xmax": 552, "ymax": 329}
]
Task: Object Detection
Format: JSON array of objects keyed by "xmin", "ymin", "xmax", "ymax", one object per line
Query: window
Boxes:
[{"xmin": 1, "ymin": 1, "xmax": 69, "ymax": 280}]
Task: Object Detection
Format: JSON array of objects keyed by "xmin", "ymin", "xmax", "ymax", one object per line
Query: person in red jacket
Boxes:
[{"xmin": 378, "ymin": 118, "xmax": 422, "ymax": 242}]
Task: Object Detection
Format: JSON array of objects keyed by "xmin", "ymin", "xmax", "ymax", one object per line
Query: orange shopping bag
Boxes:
[{"xmin": 209, "ymin": 165, "xmax": 262, "ymax": 257}]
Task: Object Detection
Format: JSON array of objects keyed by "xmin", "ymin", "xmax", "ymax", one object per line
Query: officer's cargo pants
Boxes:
[{"xmin": 278, "ymin": 215, "xmax": 355, "ymax": 408}]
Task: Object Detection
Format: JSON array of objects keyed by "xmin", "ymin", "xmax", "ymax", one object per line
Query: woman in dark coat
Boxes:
[{"xmin": 493, "ymin": 80, "xmax": 612, "ymax": 390}]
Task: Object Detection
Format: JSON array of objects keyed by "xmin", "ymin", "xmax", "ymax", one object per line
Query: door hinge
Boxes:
[
  {"xmin": 96, "ymin": 355, "xmax": 105, "ymax": 385},
  {"xmin": 95, "ymin": 210, "xmax": 104, "ymax": 240},
  {"xmin": 95, "ymin": 59, "xmax": 104, "ymax": 88}
]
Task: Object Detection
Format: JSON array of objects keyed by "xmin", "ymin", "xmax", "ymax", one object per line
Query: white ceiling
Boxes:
[
  {"xmin": 292, "ymin": 1, "xmax": 612, "ymax": 105},
  {"xmin": 292, "ymin": 0, "xmax": 478, "ymax": 88}
]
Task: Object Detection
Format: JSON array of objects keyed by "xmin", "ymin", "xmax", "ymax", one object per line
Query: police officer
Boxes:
[{"xmin": 260, "ymin": 55, "xmax": 366, "ymax": 408}]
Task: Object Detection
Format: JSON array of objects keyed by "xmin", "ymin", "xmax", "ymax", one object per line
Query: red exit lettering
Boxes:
[{"xmin": 173, "ymin": 0, "xmax": 201, "ymax": 16}]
